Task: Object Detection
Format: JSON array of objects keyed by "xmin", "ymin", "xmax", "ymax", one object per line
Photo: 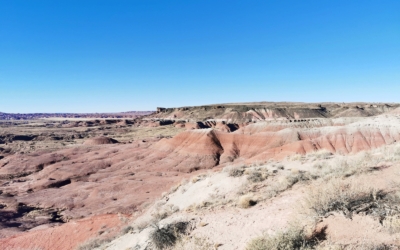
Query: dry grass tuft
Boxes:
[
  {"xmin": 304, "ymin": 178, "xmax": 379, "ymax": 219},
  {"xmin": 225, "ymin": 165, "xmax": 245, "ymax": 177},
  {"xmin": 191, "ymin": 173, "xmax": 208, "ymax": 183},
  {"xmin": 238, "ymin": 194, "xmax": 257, "ymax": 208},
  {"xmin": 247, "ymin": 169, "xmax": 268, "ymax": 183},
  {"xmin": 245, "ymin": 225, "xmax": 319, "ymax": 250},
  {"xmin": 316, "ymin": 242, "xmax": 396, "ymax": 250},
  {"xmin": 383, "ymin": 214, "xmax": 400, "ymax": 234},
  {"xmin": 198, "ymin": 221, "xmax": 208, "ymax": 227},
  {"xmin": 191, "ymin": 175, "xmax": 201, "ymax": 183},
  {"xmin": 169, "ymin": 184, "xmax": 181, "ymax": 194},
  {"xmin": 262, "ymin": 171, "xmax": 313, "ymax": 200}
]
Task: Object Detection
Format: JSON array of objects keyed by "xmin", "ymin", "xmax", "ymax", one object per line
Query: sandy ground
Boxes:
[{"xmin": 100, "ymin": 142, "xmax": 400, "ymax": 249}]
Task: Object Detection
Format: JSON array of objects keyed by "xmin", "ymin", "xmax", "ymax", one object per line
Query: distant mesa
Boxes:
[
  {"xmin": 0, "ymin": 111, "xmax": 154, "ymax": 120},
  {"xmin": 83, "ymin": 136, "xmax": 119, "ymax": 145},
  {"xmin": 151, "ymin": 102, "xmax": 400, "ymax": 122}
]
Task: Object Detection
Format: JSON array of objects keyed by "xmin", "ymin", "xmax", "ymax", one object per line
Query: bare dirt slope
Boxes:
[{"xmin": 99, "ymin": 143, "xmax": 400, "ymax": 250}]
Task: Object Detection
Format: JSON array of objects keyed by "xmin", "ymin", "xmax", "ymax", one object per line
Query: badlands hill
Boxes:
[
  {"xmin": 1, "ymin": 102, "xmax": 400, "ymax": 249},
  {"xmin": 152, "ymin": 102, "xmax": 399, "ymax": 122}
]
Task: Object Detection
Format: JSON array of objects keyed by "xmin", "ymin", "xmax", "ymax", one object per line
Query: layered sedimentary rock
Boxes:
[{"xmin": 152, "ymin": 103, "xmax": 398, "ymax": 122}]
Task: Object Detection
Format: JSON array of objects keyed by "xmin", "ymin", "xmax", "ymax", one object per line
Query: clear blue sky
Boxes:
[{"xmin": 1, "ymin": 0, "xmax": 399, "ymax": 113}]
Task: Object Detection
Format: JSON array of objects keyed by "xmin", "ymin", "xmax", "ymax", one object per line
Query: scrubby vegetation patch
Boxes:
[
  {"xmin": 246, "ymin": 225, "xmax": 323, "ymax": 250},
  {"xmin": 150, "ymin": 221, "xmax": 191, "ymax": 250}
]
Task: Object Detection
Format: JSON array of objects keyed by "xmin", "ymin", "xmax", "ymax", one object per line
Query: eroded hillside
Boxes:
[
  {"xmin": 1, "ymin": 103, "xmax": 400, "ymax": 249},
  {"xmin": 152, "ymin": 102, "xmax": 399, "ymax": 122}
]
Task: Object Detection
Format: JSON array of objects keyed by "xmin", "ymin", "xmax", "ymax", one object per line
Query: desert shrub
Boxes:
[
  {"xmin": 276, "ymin": 164, "xmax": 285, "ymax": 170},
  {"xmin": 262, "ymin": 171, "xmax": 314, "ymax": 200},
  {"xmin": 376, "ymin": 191, "xmax": 400, "ymax": 233},
  {"xmin": 151, "ymin": 226, "xmax": 177, "ymax": 249},
  {"xmin": 246, "ymin": 226, "xmax": 317, "ymax": 250},
  {"xmin": 150, "ymin": 221, "xmax": 190, "ymax": 250},
  {"xmin": 169, "ymin": 184, "xmax": 180, "ymax": 194},
  {"xmin": 385, "ymin": 143, "xmax": 400, "ymax": 162},
  {"xmin": 304, "ymin": 178, "xmax": 382, "ymax": 219},
  {"xmin": 383, "ymin": 214, "xmax": 400, "ymax": 234},
  {"xmin": 191, "ymin": 175, "xmax": 201, "ymax": 183},
  {"xmin": 247, "ymin": 170, "xmax": 267, "ymax": 183},
  {"xmin": 264, "ymin": 180, "xmax": 290, "ymax": 199},
  {"xmin": 226, "ymin": 165, "xmax": 245, "ymax": 177},
  {"xmin": 191, "ymin": 173, "xmax": 208, "ymax": 183},
  {"xmin": 301, "ymin": 146, "xmax": 400, "ymax": 182},
  {"xmin": 316, "ymin": 243, "xmax": 396, "ymax": 250},
  {"xmin": 238, "ymin": 194, "xmax": 257, "ymax": 208},
  {"xmin": 333, "ymin": 159, "xmax": 364, "ymax": 177},
  {"xmin": 186, "ymin": 192, "xmax": 232, "ymax": 212},
  {"xmin": 121, "ymin": 225, "xmax": 133, "ymax": 234},
  {"xmin": 308, "ymin": 157, "xmax": 378, "ymax": 181},
  {"xmin": 264, "ymin": 181, "xmax": 288, "ymax": 199},
  {"xmin": 286, "ymin": 171, "xmax": 314, "ymax": 187},
  {"xmin": 312, "ymin": 162, "xmax": 329, "ymax": 170},
  {"xmin": 306, "ymin": 180, "xmax": 400, "ymax": 228}
]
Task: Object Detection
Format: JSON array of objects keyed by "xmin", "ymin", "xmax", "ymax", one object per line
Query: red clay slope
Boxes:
[
  {"xmin": 154, "ymin": 116, "xmax": 400, "ymax": 164},
  {"xmin": 0, "ymin": 214, "xmax": 123, "ymax": 250}
]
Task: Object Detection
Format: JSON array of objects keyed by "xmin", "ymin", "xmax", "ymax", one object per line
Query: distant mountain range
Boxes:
[{"xmin": 0, "ymin": 111, "xmax": 154, "ymax": 120}]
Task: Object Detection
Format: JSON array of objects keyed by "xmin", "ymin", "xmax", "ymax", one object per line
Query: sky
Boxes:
[{"xmin": 1, "ymin": 0, "xmax": 399, "ymax": 113}]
